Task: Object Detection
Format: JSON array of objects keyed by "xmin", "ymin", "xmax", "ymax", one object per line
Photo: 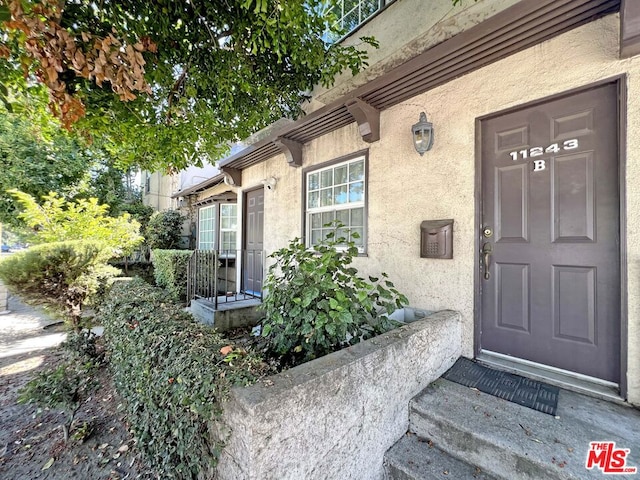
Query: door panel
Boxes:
[
  {"xmin": 480, "ymin": 82, "xmax": 620, "ymax": 383},
  {"xmin": 243, "ymin": 189, "xmax": 264, "ymax": 295}
]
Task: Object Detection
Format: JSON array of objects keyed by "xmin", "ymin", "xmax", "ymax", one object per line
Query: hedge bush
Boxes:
[
  {"xmin": 151, "ymin": 249, "xmax": 192, "ymax": 302},
  {"xmin": 145, "ymin": 210, "xmax": 186, "ymax": 249},
  {"xmin": 0, "ymin": 240, "xmax": 118, "ymax": 328},
  {"xmin": 100, "ymin": 278, "xmax": 267, "ymax": 479}
]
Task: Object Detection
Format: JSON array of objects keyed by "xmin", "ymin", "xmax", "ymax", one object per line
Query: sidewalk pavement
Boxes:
[{"xmin": 0, "ymin": 294, "xmax": 67, "ymax": 360}]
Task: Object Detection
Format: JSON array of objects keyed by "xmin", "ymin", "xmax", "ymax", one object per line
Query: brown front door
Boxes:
[
  {"xmin": 243, "ymin": 188, "xmax": 264, "ymax": 296},
  {"xmin": 479, "ymin": 82, "xmax": 620, "ymax": 383}
]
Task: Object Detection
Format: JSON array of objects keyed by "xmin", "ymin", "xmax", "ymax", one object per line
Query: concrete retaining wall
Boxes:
[{"xmin": 214, "ymin": 310, "xmax": 462, "ymax": 480}]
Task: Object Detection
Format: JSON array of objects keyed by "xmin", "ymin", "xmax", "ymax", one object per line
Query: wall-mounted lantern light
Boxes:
[{"xmin": 412, "ymin": 112, "xmax": 434, "ymax": 155}]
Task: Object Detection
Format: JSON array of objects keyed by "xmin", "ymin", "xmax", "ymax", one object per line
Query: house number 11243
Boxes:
[{"xmin": 509, "ymin": 139, "xmax": 579, "ymax": 161}]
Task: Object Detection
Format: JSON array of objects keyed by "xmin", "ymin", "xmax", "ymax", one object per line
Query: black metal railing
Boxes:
[{"xmin": 187, "ymin": 249, "xmax": 264, "ymax": 309}]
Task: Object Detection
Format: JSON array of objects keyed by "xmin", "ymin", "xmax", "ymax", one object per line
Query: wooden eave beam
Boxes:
[
  {"xmin": 273, "ymin": 137, "xmax": 303, "ymax": 167},
  {"xmin": 621, "ymin": 0, "xmax": 640, "ymax": 58},
  {"xmin": 217, "ymin": 0, "xmax": 618, "ymax": 171},
  {"xmin": 345, "ymin": 98, "xmax": 380, "ymax": 143},
  {"xmin": 220, "ymin": 167, "xmax": 242, "ymax": 187}
]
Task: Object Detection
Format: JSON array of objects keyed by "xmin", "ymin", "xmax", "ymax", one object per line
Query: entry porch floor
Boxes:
[
  {"xmin": 188, "ymin": 296, "xmax": 262, "ymax": 331},
  {"xmin": 193, "ymin": 296, "xmax": 262, "ymax": 311},
  {"xmin": 385, "ymin": 364, "xmax": 640, "ymax": 479}
]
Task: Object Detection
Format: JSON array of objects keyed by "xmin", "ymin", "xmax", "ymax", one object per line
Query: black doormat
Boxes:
[{"xmin": 443, "ymin": 357, "xmax": 560, "ymax": 416}]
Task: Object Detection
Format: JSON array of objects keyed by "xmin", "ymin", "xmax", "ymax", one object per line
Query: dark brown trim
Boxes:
[
  {"xmin": 620, "ymin": 0, "xmax": 640, "ymax": 58},
  {"xmin": 221, "ymin": 167, "xmax": 242, "ymax": 187},
  {"xmin": 617, "ymin": 75, "xmax": 628, "ymax": 399},
  {"xmin": 300, "ymin": 149, "xmax": 370, "ymax": 253},
  {"xmin": 274, "ymin": 137, "xmax": 303, "ymax": 167},
  {"xmin": 219, "ymin": 0, "xmax": 619, "ymax": 172},
  {"xmin": 473, "ymin": 117, "xmax": 484, "ymax": 357},
  {"xmin": 345, "ymin": 98, "xmax": 380, "ymax": 143},
  {"xmin": 362, "ymin": 0, "xmax": 618, "ymax": 108},
  {"xmin": 474, "ymin": 76, "xmax": 628, "ymax": 396}
]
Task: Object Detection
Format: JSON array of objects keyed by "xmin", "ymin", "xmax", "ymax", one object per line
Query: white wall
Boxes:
[{"xmin": 240, "ymin": 14, "xmax": 640, "ymax": 405}]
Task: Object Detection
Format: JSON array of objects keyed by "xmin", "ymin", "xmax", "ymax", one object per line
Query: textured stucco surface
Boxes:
[
  {"xmin": 311, "ymin": 0, "xmax": 520, "ymax": 108},
  {"xmin": 214, "ymin": 310, "xmax": 462, "ymax": 480},
  {"xmin": 240, "ymin": 14, "xmax": 640, "ymax": 405},
  {"xmin": 142, "ymin": 171, "xmax": 178, "ymax": 211}
]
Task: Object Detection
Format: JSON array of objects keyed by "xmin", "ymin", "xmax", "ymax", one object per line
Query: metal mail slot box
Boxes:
[{"xmin": 420, "ymin": 219, "xmax": 453, "ymax": 259}]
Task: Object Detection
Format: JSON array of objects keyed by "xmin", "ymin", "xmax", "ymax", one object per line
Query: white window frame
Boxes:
[
  {"xmin": 219, "ymin": 203, "xmax": 238, "ymax": 253},
  {"xmin": 305, "ymin": 154, "xmax": 367, "ymax": 252},
  {"xmin": 326, "ymin": 0, "xmax": 396, "ymax": 43},
  {"xmin": 197, "ymin": 204, "xmax": 217, "ymax": 251}
]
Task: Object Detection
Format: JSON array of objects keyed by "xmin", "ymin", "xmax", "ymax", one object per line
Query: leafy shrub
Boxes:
[
  {"xmin": 0, "ymin": 240, "xmax": 119, "ymax": 328},
  {"xmin": 151, "ymin": 249, "xmax": 192, "ymax": 302},
  {"xmin": 18, "ymin": 330, "xmax": 105, "ymax": 443},
  {"xmin": 145, "ymin": 210, "xmax": 186, "ymax": 249},
  {"xmin": 261, "ymin": 227, "xmax": 408, "ymax": 364},
  {"xmin": 62, "ymin": 330, "xmax": 104, "ymax": 364},
  {"xmin": 100, "ymin": 278, "xmax": 267, "ymax": 479},
  {"xmin": 9, "ymin": 189, "xmax": 143, "ymax": 257}
]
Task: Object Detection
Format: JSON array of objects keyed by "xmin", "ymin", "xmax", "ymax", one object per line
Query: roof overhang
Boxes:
[
  {"xmin": 171, "ymin": 173, "xmax": 225, "ymax": 198},
  {"xmin": 219, "ymin": 0, "xmax": 619, "ymax": 174}
]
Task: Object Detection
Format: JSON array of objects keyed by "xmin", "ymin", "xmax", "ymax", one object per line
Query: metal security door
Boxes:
[
  {"xmin": 243, "ymin": 188, "xmax": 264, "ymax": 296},
  {"xmin": 479, "ymin": 82, "xmax": 620, "ymax": 383}
]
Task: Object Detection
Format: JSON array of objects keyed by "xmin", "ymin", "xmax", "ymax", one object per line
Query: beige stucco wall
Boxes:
[
  {"xmin": 311, "ymin": 0, "xmax": 520, "ymax": 109},
  {"xmin": 241, "ymin": 14, "xmax": 640, "ymax": 405},
  {"xmin": 142, "ymin": 171, "xmax": 178, "ymax": 211}
]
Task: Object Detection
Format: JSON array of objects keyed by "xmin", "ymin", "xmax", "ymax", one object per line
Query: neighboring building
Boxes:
[{"xmin": 141, "ymin": 170, "xmax": 179, "ymax": 212}]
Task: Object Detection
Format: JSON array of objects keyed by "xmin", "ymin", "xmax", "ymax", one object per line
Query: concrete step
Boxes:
[
  {"xmin": 408, "ymin": 378, "xmax": 640, "ymax": 480},
  {"xmin": 189, "ymin": 298, "xmax": 262, "ymax": 331},
  {"xmin": 384, "ymin": 432, "xmax": 496, "ymax": 480}
]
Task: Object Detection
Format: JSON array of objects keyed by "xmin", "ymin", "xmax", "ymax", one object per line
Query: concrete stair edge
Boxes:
[
  {"xmin": 407, "ymin": 378, "xmax": 640, "ymax": 480},
  {"xmin": 384, "ymin": 432, "xmax": 497, "ymax": 480}
]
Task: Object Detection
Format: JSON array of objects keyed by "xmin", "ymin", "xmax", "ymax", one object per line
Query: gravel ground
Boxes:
[{"xmin": 0, "ymin": 295, "xmax": 157, "ymax": 480}]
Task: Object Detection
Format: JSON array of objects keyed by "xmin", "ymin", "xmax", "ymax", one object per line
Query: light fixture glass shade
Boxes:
[{"xmin": 412, "ymin": 112, "xmax": 434, "ymax": 155}]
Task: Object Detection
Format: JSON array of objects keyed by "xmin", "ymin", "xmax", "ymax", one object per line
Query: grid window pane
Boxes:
[
  {"xmin": 336, "ymin": 209, "xmax": 350, "ymax": 225},
  {"xmin": 349, "ymin": 181, "xmax": 364, "ymax": 202},
  {"xmin": 309, "ymin": 173, "xmax": 320, "ymax": 190},
  {"xmin": 309, "ymin": 191, "xmax": 320, "ymax": 208},
  {"xmin": 335, "ymin": 165, "xmax": 348, "ymax": 184},
  {"xmin": 198, "ymin": 205, "xmax": 217, "ymax": 250},
  {"xmin": 349, "ymin": 160, "xmax": 364, "ymax": 182},
  {"xmin": 334, "ymin": 185, "xmax": 348, "ymax": 204},
  {"xmin": 321, "ymin": 170, "xmax": 333, "ymax": 188},
  {"xmin": 321, "ymin": 188, "xmax": 333, "ymax": 207},
  {"xmin": 351, "ymin": 207, "xmax": 364, "ymax": 226},
  {"xmin": 219, "ymin": 203, "xmax": 238, "ymax": 252},
  {"xmin": 305, "ymin": 155, "xmax": 366, "ymax": 250}
]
